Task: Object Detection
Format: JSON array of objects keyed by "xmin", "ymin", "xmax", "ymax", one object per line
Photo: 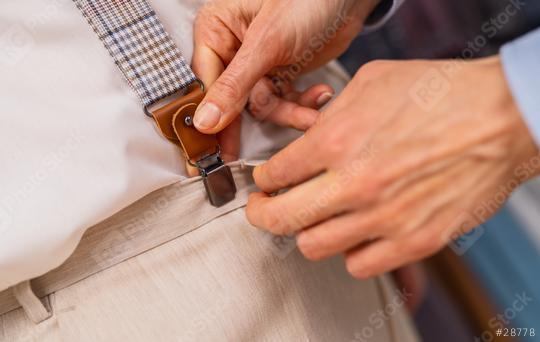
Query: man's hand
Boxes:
[
  {"xmin": 192, "ymin": 0, "xmax": 381, "ymax": 134},
  {"xmin": 247, "ymin": 56, "xmax": 539, "ymax": 279}
]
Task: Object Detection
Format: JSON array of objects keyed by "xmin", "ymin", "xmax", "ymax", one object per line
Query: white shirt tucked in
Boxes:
[{"xmin": 0, "ymin": 0, "xmax": 349, "ymax": 290}]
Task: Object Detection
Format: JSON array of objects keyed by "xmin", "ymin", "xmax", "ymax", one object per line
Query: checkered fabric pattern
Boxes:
[{"xmin": 73, "ymin": 0, "xmax": 197, "ymax": 106}]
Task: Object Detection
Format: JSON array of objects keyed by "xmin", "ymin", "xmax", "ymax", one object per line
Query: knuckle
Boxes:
[
  {"xmin": 297, "ymin": 112, "xmax": 318, "ymax": 131},
  {"xmin": 359, "ymin": 176, "xmax": 383, "ymax": 204},
  {"xmin": 214, "ymin": 73, "xmax": 241, "ymax": 101},
  {"xmin": 246, "ymin": 195, "xmax": 290, "ymax": 236},
  {"xmin": 321, "ymin": 129, "xmax": 347, "ymax": 157},
  {"xmin": 264, "ymin": 163, "xmax": 287, "ymax": 189},
  {"xmin": 245, "ymin": 28, "xmax": 282, "ymax": 58},
  {"xmin": 342, "ymin": 167, "xmax": 383, "ymax": 206},
  {"xmin": 194, "ymin": 8, "xmax": 206, "ymax": 24},
  {"xmin": 247, "ymin": 90, "xmax": 272, "ymax": 120},
  {"xmin": 245, "ymin": 199, "xmax": 259, "ymax": 226},
  {"xmin": 261, "ymin": 205, "xmax": 289, "ymax": 235},
  {"xmin": 261, "ymin": 211, "xmax": 280, "ymax": 234},
  {"xmin": 194, "ymin": 6, "xmax": 215, "ymax": 30},
  {"xmin": 405, "ymin": 234, "xmax": 437, "ymax": 258}
]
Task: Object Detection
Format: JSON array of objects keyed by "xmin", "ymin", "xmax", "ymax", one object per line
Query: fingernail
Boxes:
[
  {"xmin": 194, "ymin": 102, "xmax": 221, "ymax": 129},
  {"xmin": 316, "ymin": 92, "xmax": 334, "ymax": 107}
]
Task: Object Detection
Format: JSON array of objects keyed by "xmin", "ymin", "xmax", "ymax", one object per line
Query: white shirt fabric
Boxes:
[{"xmin": 0, "ymin": 0, "xmax": 349, "ymax": 290}]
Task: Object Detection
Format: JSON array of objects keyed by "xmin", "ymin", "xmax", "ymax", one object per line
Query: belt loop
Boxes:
[{"xmin": 12, "ymin": 281, "xmax": 52, "ymax": 324}]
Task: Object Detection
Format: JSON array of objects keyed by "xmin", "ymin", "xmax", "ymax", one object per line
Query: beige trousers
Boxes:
[{"xmin": 0, "ymin": 163, "xmax": 418, "ymax": 342}]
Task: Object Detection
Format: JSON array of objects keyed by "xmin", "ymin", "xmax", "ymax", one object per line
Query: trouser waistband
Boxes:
[{"xmin": 0, "ymin": 160, "xmax": 260, "ymax": 319}]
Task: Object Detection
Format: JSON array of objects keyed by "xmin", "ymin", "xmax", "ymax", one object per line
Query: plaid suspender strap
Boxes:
[
  {"xmin": 72, "ymin": 0, "xmax": 196, "ymax": 106},
  {"xmin": 72, "ymin": 0, "xmax": 237, "ymax": 207}
]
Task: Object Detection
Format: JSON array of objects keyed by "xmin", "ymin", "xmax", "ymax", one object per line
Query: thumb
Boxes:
[{"xmin": 193, "ymin": 41, "xmax": 273, "ymax": 134}]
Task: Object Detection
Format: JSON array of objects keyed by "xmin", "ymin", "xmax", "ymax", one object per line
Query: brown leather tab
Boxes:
[
  {"xmin": 151, "ymin": 86, "xmax": 218, "ymax": 161},
  {"xmin": 151, "ymin": 87, "xmax": 205, "ymax": 143},
  {"xmin": 172, "ymin": 103, "xmax": 218, "ymax": 161}
]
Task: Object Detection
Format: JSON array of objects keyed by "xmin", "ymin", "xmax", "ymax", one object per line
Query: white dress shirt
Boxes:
[{"xmin": 0, "ymin": 0, "xmax": 349, "ymax": 290}]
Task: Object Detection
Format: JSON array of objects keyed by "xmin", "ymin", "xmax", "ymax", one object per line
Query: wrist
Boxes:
[{"xmin": 490, "ymin": 56, "xmax": 540, "ymax": 183}]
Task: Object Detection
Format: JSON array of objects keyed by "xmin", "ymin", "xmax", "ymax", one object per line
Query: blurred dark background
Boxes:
[
  {"xmin": 339, "ymin": 1, "xmax": 540, "ymax": 341},
  {"xmin": 340, "ymin": 0, "xmax": 540, "ymax": 68}
]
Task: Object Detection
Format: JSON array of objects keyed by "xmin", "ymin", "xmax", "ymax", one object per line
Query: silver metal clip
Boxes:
[{"xmin": 197, "ymin": 153, "xmax": 236, "ymax": 207}]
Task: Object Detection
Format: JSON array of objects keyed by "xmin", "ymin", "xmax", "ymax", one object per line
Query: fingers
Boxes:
[
  {"xmin": 246, "ymin": 171, "xmax": 347, "ymax": 235},
  {"xmin": 193, "ymin": 4, "xmax": 266, "ymax": 134},
  {"xmin": 296, "ymin": 211, "xmax": 385, "ymax": 261},
  {"xmin": 218, "ymin": 116, "xmax": 242, "ymax": 162},
  {"xmin": 248, "ymin": 80, "xmax": 333, "ymax": 131},
  {"xmin": 276, "ymin": 83, "xmax": 335, "ymax": 108},
  {"xmin": 253, "ymin": 131, "xmax": 327, "ymax": 193},
  {"xmin": 185, "ymin": 116, "xmax": 241, "ymax": 176},
  {"xmin": 192, "ymin": 21, "xmax": 240, "ymax": 172},
  {"xmin": 345, "ymin": 239, "xmax": 404, "ymax": 279},
  {"xmin": 192, "ymin": 4, "xmax": 241, "ymax": 86},
  {"xmin": 297, "ymin": 84, "xmax": 335, "ymax": 109},
  {"xmin": 345, "ymin": 230, "xmax": 442, "ymax": 279},
  {"xmin": 193, "ymin": 39, "xmax": 274, "ymax": 134},
  {"xmin": 266, "ymin": 105, "xmax": 320, "ymax": 131},
  {"xmin": 188, "ymin": 46, "xmax": 226, "ymax": 177}
]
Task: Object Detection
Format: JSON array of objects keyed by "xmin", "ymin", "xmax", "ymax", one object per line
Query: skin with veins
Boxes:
[{"xmin": 247, "ymin": 57, "xmax": 539, "ymax": 279}]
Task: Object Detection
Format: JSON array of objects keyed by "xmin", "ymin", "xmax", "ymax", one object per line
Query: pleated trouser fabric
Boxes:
[{"xmin": 0, "ymin": 163, "xmax": 418, "ymax": 342}]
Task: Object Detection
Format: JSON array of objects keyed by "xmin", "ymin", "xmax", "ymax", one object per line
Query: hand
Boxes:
[
  {"xmin": 192, "ymin": 0, "xmax": 381, "ymax": 134},
  {"xmin": 246, "ymin": 56, "xmax": 539, "ymax": 279},
  {"xmin": 185, "ymin": 77, "xmax": 336, "ymax": 175}
]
